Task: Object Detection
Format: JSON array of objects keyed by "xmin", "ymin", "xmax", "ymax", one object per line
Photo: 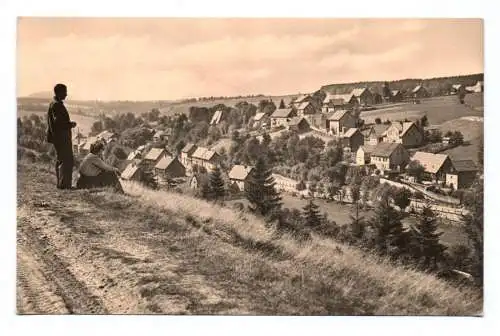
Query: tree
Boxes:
[
  {"xmin": 140, "ymin": 169, "xmax": 159, "ymax": 190},
  {"xmin": 370, "ymin": 197, "xmax": 408, "ymax": 258},
  {"xmin": 409, "ymin": 206, "xmax": 446, "ymax": 270},
  {"xmin": 462, "ymin": 179, "xmax": 483, "ymax": 286},
  {"xmin": 349, "ymin": 185, "xmax": 366, "ymax": 243},
  {"xmin": 209, "ymin": 166, "xmax": 225, "ymax": 202},
  {"xmin": 406, "ymin": 160, "xmax": 426, "ymax": 182},
  {"xmin": 245, "ymin": 157, "xmax": 282, "ymax": 219},
  {"xmin": 391, "ymin": 188, "xmax": 412, "ymax": 212},
  {"xmin": 420, "ymin": 115, "xmax": 429, "ymax": 127},
  {"xmin": 279, "ymin": 99, "xmax": 286, "ymax": 109},
  {"xmin": 302, "ymin": 200, "xmax": 321, "ymax": 228},
  {"xmin": 91, "ymin": 120, "xmax": 104, "ymax": 134},
  {"xmin": 375, "ymin": 118, "xmax": 382, "ymax": 125},
  {"xmin": 449, "ymin": 131, "xmax": 464, "ymax": 146}
]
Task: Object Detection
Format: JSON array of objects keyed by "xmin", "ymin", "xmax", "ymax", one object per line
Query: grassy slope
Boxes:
[{"xmin": 17, "ymin": 160, "xmax": 481, "ymax": 315}]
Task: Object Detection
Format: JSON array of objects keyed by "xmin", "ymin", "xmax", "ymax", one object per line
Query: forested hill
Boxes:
[{"xmin": 320, "ymin": 73, "xmax": 484, "ymax": 96}]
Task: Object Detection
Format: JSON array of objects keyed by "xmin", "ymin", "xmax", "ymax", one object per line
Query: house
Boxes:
[
  {"xmin": 451, "ymin": 84, "xmax": 466, "ymax": 95},
  {"xmin": 341, "ymin": 128, "xmax": 364, "ymax": 152},
  {"xmin": 96, "ymin": 130, "xmax": 117, "ymax": 144},
  {"xmin": 412, "ymin": 85, "xmax": 429, "ymax": 99},
  {"xmin": 356, "ymin": 145, "xmax": 377, "ymax": 165},
  {"xmin": 287, "ymin": 117, "xmax": 310, "ymax": 133},
  {"xmin": 228, "ymin": 165, "xmax": 254, "ymax": 192},
  {"xmin": 270, "ymin": 108, "xmax": 297, "ymax": 128},
  {"xmin": 153, "ymin": 130, "xmax": 167, "ymax": 142},
  {"xmin": 121, "ymin": 161, "xmax": 142, "ymax": 181},
  {"xmin": 322, "ymin": 93, "xmax": 358, "ymax": 113},
  {"xmin": 189, "ymin": 173, "xmax": 209, "ymax": 190},
  {"xmin": 391, "ymin": 90, "xmax": 403, "ymax": 102},
  {"xmin": 290, "ymin": 94, "xmax": 312, "ymax": 108},
  {"xmin": 252, "ymin": 112, "xmax": 269, "ymax": 128},
  {"xmin": 272, "ymin": 174, "xmax": 300, "ymax": 193},
  {"xmin": 142, "ymin": 147, "xmax": 171, "ymax": 170},
  {"xmin": 446, "ymin": 160, "xmax": 478, "ymax": 190},
  {"xmin": 370, "ymin": 142, "xmax": 410, "ymax": 172},
  {"xmin": 326, "ymin": 110, "xmax": 357, "ymax": 136},
  {"xmin": 382, "ymin": 121, "xmax": 424, "ymax": 147},
  {"xmin": 154, "ymin": 156, "xmax": 186, "ymax": 181},
  {"xmin": 180, "ymin": 143, "xmax": 198, "ymax": 168},
  {"xmin": 466, "ymin": 81, "xmax": 484, "ymax": 93},
  {"xmin": 362, "ymin": 124, "xmax": 390, "ymax": 145},
  {"xmin": 210, "ymin": 110, "xmax": 225, "ymax": 125},
  {"xmin": 296, "ymin": 101, "xmax": 316, "ymax": 117},
  {"xmin": 351, "ymin": 87, "xmax": 374, "ymax": 106},
  {"xmin": 191, "ymin": 147, "xmax": 221, "ymax": 172},
  {"xmin": 127, "ymin": 148, "xmax": 143, "ymax": 161},
  {"xmin": 411, "ymin": 151, "xmax": 453, "ymax": 182}
]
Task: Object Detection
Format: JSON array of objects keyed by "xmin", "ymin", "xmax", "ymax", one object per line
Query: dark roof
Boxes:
[
  {"xmin": 271, "ymin": 108, "xmax": 294, "ymax": 118},
  {"xmin": 288, "ymin": 117, "xmax": 308, "ymax": 127},
  {"xmin": 370, "ymin": 124, "xmax": 390, "ymax": 137},
  {"xmin": 451, "ymin": 160, "xmax": 478, "ymax": 172},
  {"xmin": 328, "ymin": 110, "xmax": 350, "ymax": 120},
  {"xmin": 371, "ymin": 142, "xmax": 403, "ymax": 158},
  {"xmin": 155, "ymin": 156, "xmax": 176, "ymax": 170}
]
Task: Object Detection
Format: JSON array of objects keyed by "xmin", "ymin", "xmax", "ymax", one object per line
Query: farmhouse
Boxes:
[
  {"xmin": 391, "ymin": 90, "xmax": 403, "ymax": 102},
  {"xmin": 228, "ymin": 165, "xmax": 254, "ymax": 192},
  {"xmin": 362, "ymin": 124, "xmax": 390, "ymax": 145},
  {"xmin": 351, "ymin": 87, "xmax": 374, "ymax": 106},
  {"xmin": 326, "ymin": 110, "xmax": 357, "ymax": 136},
  {"xmin": 121, "ymin": 161, "xmax": 142, "ymax": 181},
  {"xmin": 191, "ymin": 147, "xmax": 221, "ymax": 172},
  {"xmin": 154, "ymin": 156, "xmax": 186, "ymax": 181},
  {"xmin": 466, "ymin": 81, "xmax": 484, "ymax": 93},
  {"xmin": 142, "ymin": 147, "xmax": 171, "ymax": 170},
  {"xmin": 356, "ymin": 145, "xmax": 376, "ymax": 165},
  {"xmin": 411, "ymin": 151, "xmax": 453, "ymax": 182},
  {"xmin": 270, "ymin": 108, "xmax": 297, "ymax": 128},
  {"xmin": 180, "ymin": 143, "xmax": 198, "ymax": 168},
  {"xmin": 290, "ymin": 94, "xmax": 312, "ymax": 108},
  {"xmin": 370, "ymin": 142, "xmax": 409, "ymax": 172},
  {"xmin": 296, "ymin": 101, "xmax": 316, "ymax": 117},
  {"xmin": 287, "ymin": 117, "xmax": 310, "ymax": 133},
  {"xmin": 322, "ymin": 93, "xmax": 358, "ymax": 113},
  {"xmin": 382, "ymin": 121, "xmax": 424, "ymax": 147},
  {"xmin": 446, "ymin": 160, "xmax": 478, "ymax": 190},
  {"xmin": 342, "ymin": 128, "xmax": 364, "ymax": 152},
  {"xmin": 272, "ymin": 174, "xmax": 300, "ymax": 193},
  {"xmin": 411, "ymin": 85, "xmax": 429, "ymax": 99}
]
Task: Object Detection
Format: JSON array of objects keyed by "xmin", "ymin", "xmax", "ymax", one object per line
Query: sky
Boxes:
[{"xmin": 17, "ymin": 18, "xmax": 483, "ymax": 101}]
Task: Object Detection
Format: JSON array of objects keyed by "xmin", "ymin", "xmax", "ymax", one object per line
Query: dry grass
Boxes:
[{"xmin": 121, "ymin": 180, "xmax": 482, "ymax": 315}]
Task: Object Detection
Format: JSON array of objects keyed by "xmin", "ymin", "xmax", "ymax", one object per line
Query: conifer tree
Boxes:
[
  {"xmin": 409, "ymin": 206, "xmax": 446, "ymax": 270},
  {"xmin": 209, "ymin": 166, "xmax": 225, "ymax": 201},
  {"xmin": 302, "ymin": 200, "xmax": 321, "ymax": 228},
  {"xmin": 140, "ymin": 168, "xmax": 159, "ymax": 190},
  {"xmin": 245, "ymin": 157, "xmax": 282, "ymax": 218},
  {"xmin": 349, "ymin": 185, "xmax": 365, "ymax": 242}
]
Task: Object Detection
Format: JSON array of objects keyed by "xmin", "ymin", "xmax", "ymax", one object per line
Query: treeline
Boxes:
[{"xmin": 321, "ymin": 73, "xmax": 484, "ymax": 97}]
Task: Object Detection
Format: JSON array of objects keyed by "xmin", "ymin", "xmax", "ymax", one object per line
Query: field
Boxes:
[
  {"xmin": 17, "ymin": 159, "xmax": 481, "ymax": 315},
  {"xmin": 18, "ymin": 109, "xmax": 98, "ymax": 135},
  {"xmin": 360, "ymin": 93, "xmax": 484, "ymax": 125}
]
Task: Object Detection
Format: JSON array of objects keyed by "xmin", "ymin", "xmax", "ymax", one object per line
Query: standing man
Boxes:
[{"xmin": 46, "ymin": 83, "xmax": 77, "ymax": 189}]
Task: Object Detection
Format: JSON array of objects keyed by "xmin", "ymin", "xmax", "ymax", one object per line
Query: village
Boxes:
[{"xmin": 67, "ymin": 80, "xmax": 483, "ymax": 223}]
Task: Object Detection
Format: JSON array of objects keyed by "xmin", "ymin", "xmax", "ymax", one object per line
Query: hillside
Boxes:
[{"xmin": 17, "ymin": 159, "xmax": 482, "ymax": 315}]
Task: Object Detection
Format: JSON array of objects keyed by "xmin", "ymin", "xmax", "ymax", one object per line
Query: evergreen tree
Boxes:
[
  {"xmin": 140, "ymin": 168, "xmax": 159, "ymax": 190},
  {"xmin": 199, "ymin": 178, "xmax": 211, "ymax": 200},
  {"xmin": 279, "ymin": 99, "xmax": 286, "ymax": 109},
  {"xmin": 302, "ymin": 200, "xmax": 321, "ymax": 228},
  {"xmin": 349, "ymin": 185, "xmax": 365, "ymax": 243},
  {"xmin": 409, "ymin": 206, "xmax": 446, "ymax": 270},
  {"xmin": 245, "ymin": 157, "xmax": 282, "ymax": 218},
  {"xmin": 209, "ymin": 166, "xmax": 225, "ymax": 201},
  {"xmin": 463, "ymin": 179, "xmax": 483, "ymax": 286},
  {"xmin": 370, "ymin": 197, "xmax": 408, "ymax": 258},
  {"xmin": 392, "ymin": 188, "xmax": 412, "ymax": 212}
]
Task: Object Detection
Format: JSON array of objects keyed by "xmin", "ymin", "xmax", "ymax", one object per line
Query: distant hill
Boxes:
[
  {"xmin": 320, "ymin": 73, "xmax": 484, "ymax": 96},
  {"xmin": 26, "ymin": 91, "xmax": 53, "ymax": 99}
]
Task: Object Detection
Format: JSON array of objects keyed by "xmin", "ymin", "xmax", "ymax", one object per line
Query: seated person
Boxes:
[{"xmin": 76, "ymin": 141, "xmax": 124, "ymax": 193}]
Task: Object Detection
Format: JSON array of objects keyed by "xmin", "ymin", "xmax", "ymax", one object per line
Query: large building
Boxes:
[
  {"xmin": 191, "ymin": 147, "xmax": 221, "ymax": 172},
  {"xmin": 326, "ymin": 110, "xmax": 357, "ymax": 136},
  {"xmin": 382, "ymin": 121, "xmax": 424, "ymax": 148},
  {"xmin": 370, "ymin": 142, "xmax": 409, "ymax": 172},
  {"xmin": 411, "ymin": 151, "xmax": 453, "ymax": 182},
  {"xmin": 228, "ymin": 165, "xmax": 254, "ymax": 192},
  {"xmin": 270, "ymin": 108, "xmax": 297, "ymax": 128}
]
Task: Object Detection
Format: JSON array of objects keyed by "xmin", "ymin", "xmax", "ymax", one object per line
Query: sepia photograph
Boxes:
[{"xmin": 15, "ymin": 17, "xmax": 484, "ymax": 316}]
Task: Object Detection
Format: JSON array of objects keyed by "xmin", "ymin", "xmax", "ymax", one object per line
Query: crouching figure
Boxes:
[{"xmin": 77, "ymin": 141, "xmax": 124, "ymax": 193}]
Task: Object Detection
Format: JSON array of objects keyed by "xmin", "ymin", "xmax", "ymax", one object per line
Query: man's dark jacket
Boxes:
[{"xmin": 46, "ymin": 99, "xmax": 73, "ymax": 144}]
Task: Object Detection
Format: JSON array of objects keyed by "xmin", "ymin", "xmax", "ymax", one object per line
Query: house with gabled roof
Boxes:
[
  {"xmin": 191, "ymin": 146, "xmax": 220, "ymax": 172},
  {"xmin": 341, "ymin": 128, "xmax": 364, "ymax": 152},
  {"xmin": 287, "ymin": 117, "xmax": 310, "ymax": 133},
  {"xmin": 180, "ymin": 143, "xmax": 197, "ymax": 168},
  {"xmin": 326, "ymin": 110, "xmax": 357, "ymax": 136},
  {"xmin": 412, "ymin": 85, "xmax": 429, "ymax": 98},
  {"xmin": 322, "ymin": 93, "xmax": 358, "ymax": 113},
  {"xmin": 362, "ymin": 124, "xmax": 390, "ymax": 145},
  {"xmin": 383, "ymin": 121, "xmax": 424, "ymax": 147},
  {"xmin": 142, "ymin": 147, "xmax": 171, "ymax": 170},
  {"xmin": 351, "ymin": 87, "xmax": 374, "ymax": 106},
  {"xmin": 391, "ymin": 90, "xmax": 403, "ymax": 102},
  {"xmin": 411, "ymin": 151, "xmax": 453, "ymax": 182},
  {"xmin": 296, "ymin": 101, "xmax": 316, "ymax": 117},
  {"xmin": 446, "ymin": 160, "xmax": 478, "ymax": 190},
  {"xmin": 466, "ymin": 81, "xmax": 483, "ymax": 93},
  {"xmin": 270, "ymin": 108, "xmax": 297, "ymax": 128},
  {"xmin": 228, "ymin": 165, "xmax": 254, "ymax": 192},
  {"xmin": 370, "ymin": 142, "xmax": 409, "ymax": 172},
  {"xmin": 210, "ymin": 110, "xmax": 225, "ymax": 125},
  {"xmin": 96, "ymin": 130, "xmax": 117, "ymax": 144},
  {"xmin": 290, "ymin": 94, "xmax": 312, "ymax": 108},
  {"xmin": 154, "ymin": 155, "xmax": 186, "ymax": 182},
  {"xmin": 356, "ymin": 144, "xmax": 377, "ymax": 165},
  {"xmin": 121, "ymin": 161, "xmax": 142, "ymax": 181}
]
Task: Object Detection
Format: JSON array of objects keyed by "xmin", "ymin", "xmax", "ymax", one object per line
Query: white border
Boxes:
[{"xmin": 1, "ymin": 0, "xmax": 498, "ymax": 335}]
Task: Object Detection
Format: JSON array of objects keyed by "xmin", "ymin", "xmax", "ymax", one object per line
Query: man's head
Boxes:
[
  {"xmin": 89, "ymin": 140, "xmax": 105, "ymax": 155},
  {"xmin": 54, "ymin": 83, "xmax": 67, "ymax": 100}
]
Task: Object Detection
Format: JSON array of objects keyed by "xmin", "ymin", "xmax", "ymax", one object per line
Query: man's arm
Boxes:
[
  {"xmin": 52, "ymin": 102, "xmax": 76, "ymax": 130},
  {"xmin": 90, "ymin": 155, "xmax": 118, "ymax": 172}
]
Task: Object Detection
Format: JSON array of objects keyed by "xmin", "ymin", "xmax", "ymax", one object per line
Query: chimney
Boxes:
[{"xmin": 342, "ymin": 127, "xmax": 346, "ymax": 135}]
